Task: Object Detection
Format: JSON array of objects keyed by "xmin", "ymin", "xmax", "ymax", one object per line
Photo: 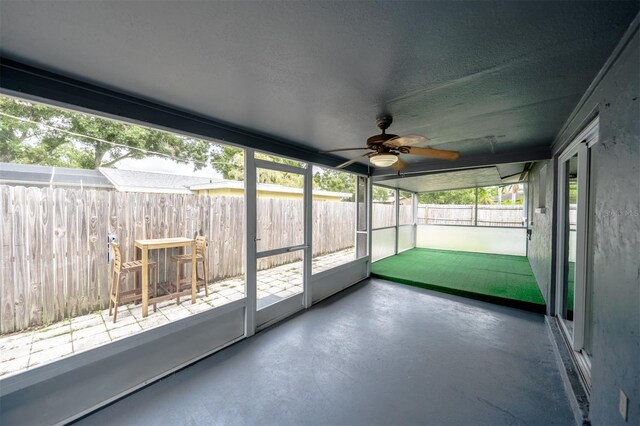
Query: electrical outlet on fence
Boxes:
[{"xmin": 619, "ymin": 389, "xmax": 628, "ymax": 421}]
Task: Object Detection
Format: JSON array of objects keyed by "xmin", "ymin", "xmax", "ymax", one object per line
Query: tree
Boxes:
[
  {"xmin": 0, "ymin": 96, "xmax": 211, "ymax": 169},
  {"xmin": 417, "ymin": 186, "xmax": 503, "ymax": 205},
  {"xmin": 209, "ymin": 146, "xmax": 307, "ymax": 186},
  {"xmin": 418, "ymin": 188, "xmax": 475, "ymax": 204},
  {"xmin": 313, "ymin": 168, "xmax": 355, "ymax": 194},
  {"xmin": 209, "ymin": 145, "xmax": 245, "ymax": 180},
  {"xmin": 210, "ymin": 147, "xmax": 359, "ymax": 196},
  {"xmin": 2, "ymin": 95, "xmax": 358, "ymax": 194}
]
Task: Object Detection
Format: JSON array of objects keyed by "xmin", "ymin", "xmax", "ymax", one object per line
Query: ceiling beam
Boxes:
[
  {"xmin": 372, "ymin": 146, "xmax": 551, "ymax": 182},
  {"xmin": 0, "ymin": 58, "xmax": 369, "ymax": 175}
]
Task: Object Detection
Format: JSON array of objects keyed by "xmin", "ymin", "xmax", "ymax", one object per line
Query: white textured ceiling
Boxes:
[
  {"xmin": 1, "ymin": 1, "xmax": 637, "ymax": 169},
  {"xmin": 376, "ymin": 165, "xmax": 525, "ymax": 193}
]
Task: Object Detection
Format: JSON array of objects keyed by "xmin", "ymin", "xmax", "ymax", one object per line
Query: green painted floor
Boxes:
[{"xmin": 371, "ymin": 248, "xmax": 546, "ymax": 313}]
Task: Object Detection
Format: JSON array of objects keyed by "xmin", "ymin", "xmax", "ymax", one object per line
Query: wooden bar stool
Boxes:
[
  {"xmin": 170, "ymin": 236, "xmax": 209, "ymax": 304},
  {"xmin": 108, "ymin": 242, "xmax": 158, "ymax": 323}
]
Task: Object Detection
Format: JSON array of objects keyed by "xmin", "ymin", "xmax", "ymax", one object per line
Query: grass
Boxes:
[{"xmin": 371, "ymin": 248, "xmax": 546, "ymax": 313}]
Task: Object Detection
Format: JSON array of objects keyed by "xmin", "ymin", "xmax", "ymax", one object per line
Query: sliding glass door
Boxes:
[{"xmin": 556, "ymin": 118, "xmax": 598, "ymax": 386}]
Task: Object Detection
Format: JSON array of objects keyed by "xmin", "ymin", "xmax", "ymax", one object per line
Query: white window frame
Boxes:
[{"xmin": 555, "ymin": 117, "xmax": 599, "ymax": 351}]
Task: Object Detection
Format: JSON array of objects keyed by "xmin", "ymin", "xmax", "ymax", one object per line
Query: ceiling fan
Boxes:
[{"xmin": 323, "ymin": 116, "xmax": 460, "ymax": 169}]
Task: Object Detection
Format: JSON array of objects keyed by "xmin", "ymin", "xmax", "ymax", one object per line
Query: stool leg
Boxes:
[
  {"xmin": 108, "ymin": 272, "xmax": 115, "ymax": 317},
  {"xmin": 152, "ymin": 265, "xmax": 157, "ymax": 313},
  {"xmin": 202, "ymin": 260, "xmax": 209, "ymax": 297},
  {"xmin": 113, "ymin": 272, "xmax": 123, "ymax": 323},
  {"xmin": 176, "ymin": 261, "xmax": 181, "ymax": 305},
  {"xmin": 112, "ymin": 277, "xmax": 119, "ymax": 324}
]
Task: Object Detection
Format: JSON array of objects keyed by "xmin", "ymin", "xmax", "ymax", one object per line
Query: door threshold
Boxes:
[{"xmin": 546, "ymin": 316, "xmax": 590, "ymax": 425}]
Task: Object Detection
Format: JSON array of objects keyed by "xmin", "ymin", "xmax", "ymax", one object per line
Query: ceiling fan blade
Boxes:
[
  {"xmin": 384, "ymin": 134, "xmax": 428, "ymax": 148},
  {"xmin": 406, "ymin": 146, "xmax": 460, "ymax": 161},
  {"xmin": 320, "ymin": 147, "xmax": 370, "ymax": 153},
  {"xmin": 392, "ymin": 157, "xmax": 407, "ymax": 172},
  {"xmin": 336, "ymin": 152, "xmax": 372, "ymax": 169}
]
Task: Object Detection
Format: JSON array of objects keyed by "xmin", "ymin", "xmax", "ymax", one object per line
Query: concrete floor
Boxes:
[{"xmin": 77, "ymin": 278, "xmax": 575, "ymax": 425}]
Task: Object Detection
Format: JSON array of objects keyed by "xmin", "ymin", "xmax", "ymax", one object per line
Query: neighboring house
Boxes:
[
  {"xmin": 0, "ymin": 164, "xmax": 351, "ymax": 201},
  {"xmin": 101, "ymin": 168, "xmax": 350, "ymax": 201},
  {"xmin": 99, "ymin": 168, "xmax": 211, "ymax": 194},
  {"xmin": 191, "ymin": 181, "xmax": 351, "ymax": 201},
  {"xmin": 0, "ymin": 162, "xmax": 114, "ymax": 189}
]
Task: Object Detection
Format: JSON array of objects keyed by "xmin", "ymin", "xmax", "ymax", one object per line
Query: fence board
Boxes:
[
  {"xmin": 1, "ymin": 186, "xmax": 15, "ymax": 332},
  {"xmin": 67, "ymin": 190, "xmax": 79, "ymax": 316},
  {"xmin": 77, "ymin": 190, "xmax": 89, "ymax": 314},
  {"xmin": 417, "ymin": 204, "xmax": 525, "ymax": 227},
  {"xmin": 1, "ymin": 186, "xmax": 360, "ymax": 332},
  {"xmin": 13, "ymin": 187, "xmax": 28, "ymax": 330},
  {"xmin": 26, "ymin": 187, "xmax": 42, "ymax": 326},
  {"xmin": 53, "ymin": 188, "xmax": 67, "ymax": 322},
  {"xmin": 40, "ymin": 188, "xmax": 55, "ymax": 325}
]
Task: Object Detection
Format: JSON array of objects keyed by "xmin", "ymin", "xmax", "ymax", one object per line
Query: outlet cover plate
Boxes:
[{"xmin": 619, "ymin": 389, "xmax": 628, "ymax": 421}]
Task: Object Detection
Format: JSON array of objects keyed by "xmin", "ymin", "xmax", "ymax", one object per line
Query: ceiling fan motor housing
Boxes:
[
  {"xmin": 376, "ymin": 115, "xmax": 393, "ymax": 130},
  {"xmin": 368, "ymin": 116, "xmax": 398, "ymax": 150}
]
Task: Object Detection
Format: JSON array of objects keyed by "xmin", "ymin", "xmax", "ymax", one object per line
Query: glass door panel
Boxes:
[
  {"xmin": 556, "ymin": 118, "xmax": 598, "ymax": 388},
  {"xmin": 561, "ymin": 153, "xmax": 578, "ymax": 337}
]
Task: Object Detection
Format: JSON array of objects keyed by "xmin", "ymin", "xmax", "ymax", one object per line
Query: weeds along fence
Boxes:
[{"xmin": 0, "ymin": 185, "xmax": 356, "ymax": 333}]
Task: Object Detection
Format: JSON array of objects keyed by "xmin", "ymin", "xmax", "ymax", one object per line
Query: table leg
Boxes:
[
  {"xmin": 135, "ymin": 247, "xmax": 142, "ymax": 294},
  {"xmin": 142, "ymin": 247, "xmax": 149, "ymax": 317},
  {"xmin": 191, "ymin": 241, "xmax": 197, "ymax": 304}
]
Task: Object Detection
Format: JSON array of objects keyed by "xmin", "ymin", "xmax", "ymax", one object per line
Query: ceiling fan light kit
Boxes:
[
  {"xmin": 324, "ymin": 115, "xmax": 461, "ymax": 169},
  {"xmin": 369, "ymin": 153, "xmax": 398, "ymax": 167}
]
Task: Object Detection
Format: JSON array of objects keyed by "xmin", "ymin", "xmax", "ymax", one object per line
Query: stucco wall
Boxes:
[
  {"xmin": 526, "ymin": 160, "xmax": 555, "ymax": 306},
  {"xmin": 534, "ymin": 19, "xmax": 639, "ymax": 425}
]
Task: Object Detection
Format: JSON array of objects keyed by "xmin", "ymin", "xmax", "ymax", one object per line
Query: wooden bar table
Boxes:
[{"xmin": 134, "ymin": 237, "xmax": 197, "ymax": 317}]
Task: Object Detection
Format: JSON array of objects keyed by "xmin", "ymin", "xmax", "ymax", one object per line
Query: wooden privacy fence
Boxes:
[
  {"xmin": 0, "ymin": 185, "xmax": 356, "ymax": 333},
  {"xmin": 417, "ymin": 204, "xmax": 525, "ymax": 227}
]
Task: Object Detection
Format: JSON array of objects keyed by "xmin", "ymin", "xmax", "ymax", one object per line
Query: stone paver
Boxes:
[{"xmin": 0, "ymin": 248, "xmax": 355, "ymax": 378}]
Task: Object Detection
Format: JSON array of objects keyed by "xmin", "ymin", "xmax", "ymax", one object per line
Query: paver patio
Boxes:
[{"xmin": 0, "ymin": 249, "xmax": 355, "ymax": 378}]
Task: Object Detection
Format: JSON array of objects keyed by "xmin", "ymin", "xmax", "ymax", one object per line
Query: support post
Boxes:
[{"xmin": 244, "ymin": 149, "xmax": 257, "ymax": 337}]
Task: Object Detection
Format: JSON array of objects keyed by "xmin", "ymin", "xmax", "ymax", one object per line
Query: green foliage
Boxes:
[
  {"xmin": 569, "ymin": 181, "xmax": 578, "ymax": 204},
  {"xmin": 210, "ymin": 149, "xmax": 357, "ymax": 195},
  {"xmin": 0, "ymin": 96, "xmax": 211, "ymax": 169},
  {"xmin": 372, "ymin": 185, "xmax": 394, "ymax": 202},
  {"xmin": 419, "ymin": 188, "xmax": 476, "ymax": 204},
  {"xmin": 313, "ymin": 168, "xmax": 355, "ymax": 195},
  {"xmin": 209, "ymin": 146, "xmax": 306, "ymax": 187},
  {"xmin": 2, "ymin": 95, "xmax": 356, "ymax": 194},
  {"xmin": 417, "ymin": 185, "xmax": 525, "ymax": 205},
  {"xmin": 209, "ymin": 145, "xmax": 245, "ymax": 180}
]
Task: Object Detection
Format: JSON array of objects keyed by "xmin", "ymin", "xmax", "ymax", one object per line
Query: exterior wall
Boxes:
[
  {"xmin": 530, "ymin": 20, "xmax": 639, "ymax": 425},
  {"xmin": 197, "ymin": 188, "xmax": 343, "ymax": 201},
  {"xmin": 526, "ymin": 160, "xmax": 555, "ymax": 306},
  {"xmin": 576, "ymin": 27, "xmax": 639, "ymax": 425}
]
